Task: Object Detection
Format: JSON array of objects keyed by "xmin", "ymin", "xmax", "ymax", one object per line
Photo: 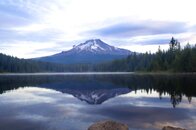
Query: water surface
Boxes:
[{"xmin": 0, "ymin": 73, "xmax": 196, "ymax": 130}]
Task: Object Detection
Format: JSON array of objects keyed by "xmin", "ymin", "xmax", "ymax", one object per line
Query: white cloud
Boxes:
[
  {"xmin": 0, "ymin": 41, "xmax": 61, "ymax": 58},
  {"xmin": 120, "ymin": 44, "xmax": 169, "ymax": 53},
  {"xmin": 0, "ymin": 0, "xmax": 196, "ymax": 58}
]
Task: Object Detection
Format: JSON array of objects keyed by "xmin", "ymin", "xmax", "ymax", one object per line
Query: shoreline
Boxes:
[{"xmin": 0, "ymin": 71, "xmax": 196, "ymax": 76}]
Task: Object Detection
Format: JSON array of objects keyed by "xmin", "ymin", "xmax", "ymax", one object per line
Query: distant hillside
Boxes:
[
  {"xmin": 1, "ymin": 38, "xmax": 195, "ymax": 73},
  {"xmin": 0, "ymin": 53, "xmax": 89, "ymax": 72},
  {"xmin": 34, "ymin": 39, "xmax": 132, "ymax": 64}
]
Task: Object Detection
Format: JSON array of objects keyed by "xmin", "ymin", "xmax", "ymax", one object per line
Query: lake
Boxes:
[{"xmin": 0, "ymin": 73, "xmax": 196, "ymax": 130}]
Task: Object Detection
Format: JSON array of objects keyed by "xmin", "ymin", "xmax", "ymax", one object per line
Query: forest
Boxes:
[
  {"xmin": 0, "ymin": 52, "xmax": 98, "ymax": 72},
  {"xmin": 96, "ymin": 37, "xmax": 196, "ymax": 72},
  {"xmin": 0, "ymin": 37, "xmax": 196, "ymax": 73}
]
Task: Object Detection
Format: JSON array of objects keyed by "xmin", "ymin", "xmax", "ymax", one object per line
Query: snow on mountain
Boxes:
[
  {"xmin": 75, "ymin": 39, "xmax": 104, "ymax": 50},
  {"xmin": 34, "ymin": 39, "xmax": 132, "ymax": 64},
  {"xmin": 62, "ymin": 88, "xmax": 131, "ymax": 104},
  {"xmin": 74, "ymin": 39, "xmax": 109, "ymax": 52},
  {"xmin": 65, "ymin": 39, "xmax": 132, "ymax": 55}
]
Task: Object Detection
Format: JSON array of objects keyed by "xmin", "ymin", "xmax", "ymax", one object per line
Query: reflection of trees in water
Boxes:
[
  {"xmin": 0, "ymin": 74, "xmax": 196, "ymax": 107},
  {"xmin": 98, "ymin": 74, "xmax": 196, "ymax": 107},
  {"xmin": 159, "ymin": 91, "xmax": 183, "ymax": 108},
  {"xmin": 133, "ymin": 89, "xmax": 184, "ymax": 108},
  {"xmin": 170, "ymin": 93, "xmax": 182, "ymax": 108},
  {"xmin": 188, "ymin": 96, "xmax": 192, "ymax": 103}
]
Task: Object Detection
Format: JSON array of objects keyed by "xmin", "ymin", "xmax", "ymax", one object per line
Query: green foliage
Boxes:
[
  {"xmin": 0, "ymin": 37, "xmax": 195, "ymax": 72},
  {"xmin": 96, "ymin": 37, "xmax": 196, "ymax": 72},
  {"xmin": 0, "ymin": 53, "xmax": 93, "ymax": 72}
]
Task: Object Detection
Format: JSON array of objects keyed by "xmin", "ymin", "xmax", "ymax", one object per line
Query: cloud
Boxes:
[
  {"xmin": 134, "ymin": 38, "xmax": 170, "ymax": 45},
  {"xmin": 1, "ymin": 0, "xmax": 196, "ymax": 58},
  {"xmin": 0, "ymin": 0, "xmax": 76, "ymax": 48},
  {"xmin": 87, "ymin": 21, "xmax": 189, "ymax": 38},
  {"xmin": 0, "ymin": 2, "xmax": 33, "ymax": 19},
  {"xmin": 0, "ymin": 12, "xmax": 32, "ymax": 29},
  {"xmin": 0, "ymin": 1, "xmax": 41, "ymax": 29},
  {"xmin": 0, "ymin": 28, "xmax": 64, "ymax": 43}
]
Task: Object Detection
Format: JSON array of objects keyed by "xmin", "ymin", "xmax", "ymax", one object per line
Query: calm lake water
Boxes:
[{"xmin": 0, "ymin": 73, "xmax": 196, "ymax": 130}]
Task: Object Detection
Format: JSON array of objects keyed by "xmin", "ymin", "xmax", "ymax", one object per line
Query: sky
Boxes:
[{"xmin": 1, "ymin": 0, "xmax": 196, "ymax": 58}]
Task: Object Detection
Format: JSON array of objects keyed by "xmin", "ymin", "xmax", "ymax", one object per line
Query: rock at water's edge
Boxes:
[
  {"xmin": 162, "ymin": 126, "xmax": 186, "ymax": 130},
  {"xmin": 88, "ymin": 120, "xmax": 128, "ymax": 130}
]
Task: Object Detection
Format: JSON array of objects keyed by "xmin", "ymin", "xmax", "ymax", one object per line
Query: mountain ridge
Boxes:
[
  {"xmin": 34, "ymin": 39, "xmax": 132, "ymax": 64},
  {"xmin": 66, "ymin": 39, "xmax": 131, "ymax": 55}
]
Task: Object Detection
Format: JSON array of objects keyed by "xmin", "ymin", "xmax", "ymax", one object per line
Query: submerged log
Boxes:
[{"xmin": 88, "ymin": 120, "xmax": 128, "ymax": 130}]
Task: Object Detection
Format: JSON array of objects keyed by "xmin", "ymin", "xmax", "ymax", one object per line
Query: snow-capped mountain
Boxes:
[
  {"xmin": 34, "ymin": 39, "xmax": 132, "ymax": 64},
  {"xmin": 68, "ymin": 39, "xmax": 131, "ymax": 55},
  {"xmin": 61, "ymin": 88, "xmax": 131, "ymax": 104}
]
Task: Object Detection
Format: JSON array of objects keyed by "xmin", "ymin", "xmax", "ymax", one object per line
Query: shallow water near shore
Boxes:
[{"xmin": 0, "ymin": 73, "xmax": 196, "ymax": 130}]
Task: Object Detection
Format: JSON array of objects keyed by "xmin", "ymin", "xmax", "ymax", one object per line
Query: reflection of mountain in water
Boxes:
[
  {"xmin": 62, "ymin": 88, "xmax": 131, "ymax": 104},
  {"xmin": 37, "ymin": 77, "xmax": 132, "ymax": 104},
  {"xmin": 0, "ymin": 74, "xmax": 196, "ymax": 107}
]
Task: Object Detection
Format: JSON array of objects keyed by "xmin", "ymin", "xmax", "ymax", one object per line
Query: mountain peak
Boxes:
[
  {"xmin": 85, "ymin": 39, "xmax": 102, "ymax": 43},
  {"xmin": 71, "ymin": 39, "xmax": 131, "ymax": 55},
  {"xmin": 73, "ymin": 39, "xmax": 106, "ymax": 52},
  {"xmin": 35, "ymin": 39, "xmax": 133, "ymax": 64}
]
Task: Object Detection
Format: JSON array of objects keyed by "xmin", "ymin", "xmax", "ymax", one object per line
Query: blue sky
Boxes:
[{"xmin": 0, "ymin": 0, "xmax": 196, "ymax": 58}]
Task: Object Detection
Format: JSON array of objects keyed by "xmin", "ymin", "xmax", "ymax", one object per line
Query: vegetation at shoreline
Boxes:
[
  {"xmin": 0, "ymin": 54, "xmax": 84, "ymax": 72},
  {"xmin": 96, "ymin": 37, "xmax": 196, "ymax": 72},
  {"xmin": 0, "ymin": 37, "xmax": 196, "ymax": 73}
]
